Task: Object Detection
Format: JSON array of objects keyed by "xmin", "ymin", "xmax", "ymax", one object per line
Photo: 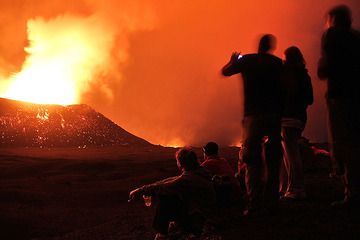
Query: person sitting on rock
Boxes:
[{"xmin": 128, "ymin": 147, "xmax": 216, "ymax": 240}]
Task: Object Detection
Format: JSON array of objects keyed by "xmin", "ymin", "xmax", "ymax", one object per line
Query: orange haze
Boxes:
[{"xmin": 0, "ymin": 0, "xmax": 359, "ymax": 146}]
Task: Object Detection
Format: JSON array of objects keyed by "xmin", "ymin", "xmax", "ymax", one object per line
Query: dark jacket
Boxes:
[
  {"xmin": 201, "ymin": 155, "xmax": 241, "ymax": 202},
  {"xmin": 318, "ymin": 27, "xmax": 360, "ymax": 100},
  {"xmin": 222, "ymin": 53, "xmax": 283, "ymax": 117},
  {"xmin": 281, "ymin": 64, "xmax": 313, "ymax": 123},
  {"xmin": 140, "ymin": 167, "xmax": 216, "ymax": 217}
]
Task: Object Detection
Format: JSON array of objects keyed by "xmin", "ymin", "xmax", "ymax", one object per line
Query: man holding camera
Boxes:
[{"xmin": 222, "ymin": 34, "xmax": 283, "ymax": 216}]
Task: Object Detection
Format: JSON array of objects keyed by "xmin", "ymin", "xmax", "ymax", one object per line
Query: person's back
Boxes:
[
  {"xmin": 318, "ymin": 6, "xmax": 360, "ymax": 100},
  {"xmin": 322, "ymin": 28, "xmax": 360, "ymax": 99},
  {"xmin": 237, "ymin": 53, "xmax": 283, "ymax": 116},
  {"xmin": 202, "ymin": 156, "xmax": 241, "ymax": 203},
  {"xmin": 177, "ymin": 167, "xmax": 216, "ymax": 215},
  {"xmin": 202, "ymin": 156, "xmax": 234, "ymax": 177},
  {"xmin": 282, "ymin": 61, "xmax": 313, "ymax": 123}
]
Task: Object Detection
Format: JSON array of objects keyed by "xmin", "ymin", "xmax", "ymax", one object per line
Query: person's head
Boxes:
[
  {"xmin": 175, "ymin": 147, "xmax": 199, "ymax": 171},
  {"xmin": 203, "ymin": 142, "xmax": 219, "ymax": 157},
  {"xmin": 258, "ymin": 34, "xmax": 277, "ymax": 54},
  {"xmin": 284, "ymin": 46, "xmax": 305, "ymax": 67},
  {"xmin": 327, "ymin": 5, "xmax": 352, "ymax": 29}
]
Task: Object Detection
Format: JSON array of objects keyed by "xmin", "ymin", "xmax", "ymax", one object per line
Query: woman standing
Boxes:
[{"xmin": 280, "ymin": 46, "xmax": 313, "ymax": 200}]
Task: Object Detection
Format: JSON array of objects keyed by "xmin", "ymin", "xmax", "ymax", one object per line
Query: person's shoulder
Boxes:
[
  {"xmin": 267, "ymin": 53, "xmax": 282, "ymax": 61},
  {"xmin": 265, "ymin": 54, "xmax": 282, "ymax": 65},
  {"xmin": 242, "ymin": 53, "xmax": 257, "ymax": 61},
  {"xmin": 244, "ymin": 53, "xmax": 257, "ymax": 57},
  {"xmin": 201, "ymin": 159, "xmax": 217, "ymax": 167},
  {"xmin": 325, "ymin": 27, "xmax": 350, "ymax": 39}
]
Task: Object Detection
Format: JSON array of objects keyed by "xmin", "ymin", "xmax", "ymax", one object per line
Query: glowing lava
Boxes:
[{"xmin": 3, "ymin": 15, "xmax": 114, "ymax": 105}]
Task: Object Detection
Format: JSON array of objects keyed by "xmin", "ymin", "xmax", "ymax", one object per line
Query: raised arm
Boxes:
[
  {"xmin": 128, "ymin": 175, "xmax": 182, "ymax": 201},
  {"xmin": 222, "ymin": 52, "xmax": 242, "ymax": 76}
]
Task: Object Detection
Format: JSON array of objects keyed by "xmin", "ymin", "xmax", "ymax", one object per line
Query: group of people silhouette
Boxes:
[{"xmin": 129, "ymin": 5, "xmax": 360, "ymax": 240}]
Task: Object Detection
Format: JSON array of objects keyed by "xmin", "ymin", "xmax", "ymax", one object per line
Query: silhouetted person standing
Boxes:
[
  {"xmin": 222, "ymin": 34, "xmax": 283, "ymax": 216},
  {"xmin": 280, "ymin": 46, "xmax": 313, "ymax": 200},
  {"xmin": 318, "ymin": 5, "xmax": 360, "ymax": 217}
]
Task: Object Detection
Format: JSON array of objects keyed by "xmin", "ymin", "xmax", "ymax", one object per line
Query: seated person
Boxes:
[
  {"xmin": 129, "ymin": 147, "xmax": 216, "ymax": 240},
  {"xmin": 201, "ymin": 142, "xmax": 242, "ymax": 204}
]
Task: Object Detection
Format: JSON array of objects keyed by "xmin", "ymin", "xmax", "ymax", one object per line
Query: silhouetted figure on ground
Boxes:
[
  {"xmin": 222, "ymin": 34, "xmax": 283, "ymax": 216},
  {"xmin": 318, "ymin": 5, "xmax": 360, "ymax": 218},
  {"xmin": 128, "ymin": 147, "xmax": 216, "ymax": 240},
  {"xmin": 201, "ymin": 142, "xmax": 242, "ymax": 205},
  {"xmin": 279, "ymin": 46, "xmax": 313, "ymax": 200}
]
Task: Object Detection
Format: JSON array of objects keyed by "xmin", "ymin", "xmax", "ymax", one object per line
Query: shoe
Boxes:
[{"xmin": 154, "ymin": 233, "xmax": 168, "ymax": 240}]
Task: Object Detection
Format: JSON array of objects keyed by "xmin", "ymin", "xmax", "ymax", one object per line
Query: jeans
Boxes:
[
  {"xmin": 327, "ymin": 99, "xmax": 360, "ymax": 200},
  {"xmin": 153, "ymin": 195, "xmax": 205, "ymax": 235},
  {"xmin": 241, "ymin": 114, "xmax": 282, "ymax": 210},
  {"xmin": 280, "ymin": 125, "xmax": 306, "ymax": 198}
]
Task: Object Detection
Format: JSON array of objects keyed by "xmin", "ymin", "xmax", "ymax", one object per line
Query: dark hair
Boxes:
[
  {"xmin": 175, "ymin": 147, "xmax": 199, "ymax": 171},
  {"xmin": 203, "ymin": 142, "xmax": 219, "ymax": 156},
  {"xmin": 284, "ymin": 46, "xmax": 305, "ymax": 67},
  {"xmin": 258, "ymin": 34, "xmax": 276, "ymax": 53},
  {"xmin": 328, "ymin": 5, "xmax": 352, "ymax": 29}
]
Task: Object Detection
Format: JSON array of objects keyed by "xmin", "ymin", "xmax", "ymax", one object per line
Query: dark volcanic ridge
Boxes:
[{"xmin": 0, "ymin": 98, "xmax": 151, "ymax": 147}]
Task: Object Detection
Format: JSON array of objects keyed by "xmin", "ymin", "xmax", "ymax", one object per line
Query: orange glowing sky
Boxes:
[{"xmin": 0, "ymin": 0, "xmax": 359, "ymax": 146}]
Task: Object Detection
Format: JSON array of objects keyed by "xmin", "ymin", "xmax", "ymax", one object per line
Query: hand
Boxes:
[
  {"xmin": 230, "ymin": 52, "xmax": 241, "ymax": 62},
  {"xmin": 128, "ymin": 188, "xmax": 142, "ymax": 202}
]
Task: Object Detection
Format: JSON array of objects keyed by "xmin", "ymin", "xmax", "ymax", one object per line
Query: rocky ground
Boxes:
[{"xmin": 1, "ymin": 145, "xmax": 359, "ymax": 240}]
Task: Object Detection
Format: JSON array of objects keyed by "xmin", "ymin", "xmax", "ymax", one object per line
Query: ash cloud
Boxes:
[
  {"xmin": 1, "ymin": 0, "xmax": 359, "ymax": 146},
  {"xmin": 108, "ymin": 0, "xmax": 360, "ymax": 146}
]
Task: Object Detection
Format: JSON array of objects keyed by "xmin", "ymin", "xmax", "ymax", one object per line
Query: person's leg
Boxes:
[
  {"xmin": 184, "ymin": 213, "xmax": 205, "ymax": 236},
  {"xmin": 328, "ymin": 99, "xmax": 360, "ymax": 219},
  {"xmin": 153, "ymin": 195, "xmax": 186, "ymax": 235},
  {"xmin": 282, "ymin": 127, "xmax": 306, "ymax": 199},
  {"xmin": 342, "ymin": 101, "xmax": 360, "ymax": 203},
  {"xmin": 279, "ymin": 152, "xmax": 289, "ymax": 196},
  {"xmin": 327, "ymin": 100, "xmax": 346, "ymax": 178},
  {"xmin": 264, "ymin": 116, "xmax": 282, "ymax": 209},
  {"xmin": 344, "ymin": 151, "xmax": 360, "ymax": 220},
  {"xmin": 242, "ymin": 116, "xmax": 264, "ymax": 212}
]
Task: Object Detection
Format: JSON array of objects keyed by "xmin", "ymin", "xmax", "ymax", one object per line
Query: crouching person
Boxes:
[
  {"xmin": 201, "ymin": 142, "xmax": 242, "ymax": 206},
  {"xmin": 128, "ymin": 147, "xmax": 216, "ymax": 240}
]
